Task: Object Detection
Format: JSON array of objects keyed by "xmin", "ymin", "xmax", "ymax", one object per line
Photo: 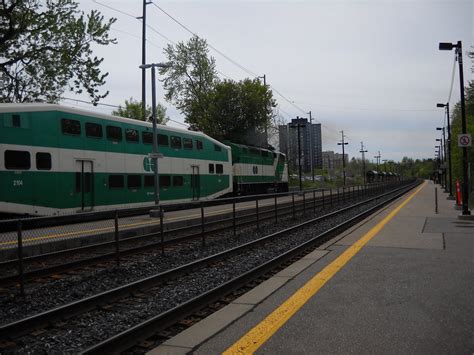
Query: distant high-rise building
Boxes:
[
  {"xmin": 278, "ymin": 118, "xmax": 322, "ymax": 173},
  {"xmin": 323, "ymin": 151, "xmax": 348, "ymax": 172}
]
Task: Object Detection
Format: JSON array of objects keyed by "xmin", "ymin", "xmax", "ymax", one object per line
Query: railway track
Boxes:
[
  {"xmin": 0, "ymin": 185, "xmax": 367, "ymax": 287},
  {"xmin": 0, "ymin": 180, "xmax": 419, "ymax": 353}
]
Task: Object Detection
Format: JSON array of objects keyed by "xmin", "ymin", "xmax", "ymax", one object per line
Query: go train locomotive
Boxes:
[{"xmin": 0, "ymin": 104, "xmax": 288, "ymax": 216}]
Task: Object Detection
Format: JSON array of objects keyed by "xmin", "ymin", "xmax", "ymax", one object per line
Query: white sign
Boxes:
[{"xmin": 458, "ymin": 134, "xmax": 472, "ymax": 147}]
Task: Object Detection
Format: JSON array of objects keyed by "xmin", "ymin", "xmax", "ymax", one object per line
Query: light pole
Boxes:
[
  {"xmin": 338, "ymin": 131, "xmax": 348, "ymax": 186},
  {"xmin": 308, "ymin": 111, "xmax": 314, "ymax": 182},
  {"xmin": 139, "ymin": 63, "xmax": 167, "ymax": 213},
  {"xmin": 360, "ymin": 142, "xmax": 368, "ymax": 184},
  {"xmin": 439, "ymin": 41, "xmax": 471, "ymax": 216},
  {"xmin": 436, "ymin": 138, "xmax": 444, "ymax": 188},
  {"xmin": 374, "ymin": 151, "xmax": 381, "ymax": 170},
  {"xmin": 290, "ymin": 118, "xmax": 305, "ymax": 191},
  {"xmin": 436, "ymin": 127, "xmax": 447, "ymax": 192},
  {"xmin": 437, "ymin": 103, "xmax": 454, "ymax": 198}
]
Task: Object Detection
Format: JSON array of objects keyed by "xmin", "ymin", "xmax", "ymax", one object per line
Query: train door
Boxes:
[
  {"xmin": 191, "ymin": 165, "xmax": 200, "ymax": 200},
  {"xmin": 75, "ymin": 160, "xmax": 94, "ymax": 211}
]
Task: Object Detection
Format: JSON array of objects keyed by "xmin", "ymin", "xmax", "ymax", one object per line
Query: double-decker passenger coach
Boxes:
[{"xmin": 0, "ymin": 104, "xmax": 232, "ymax": 215}]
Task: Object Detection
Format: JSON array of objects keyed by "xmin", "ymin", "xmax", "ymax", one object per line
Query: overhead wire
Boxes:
[{"xmin": 61, "ymin": 97, "xmax": 189, "ymax": 127}]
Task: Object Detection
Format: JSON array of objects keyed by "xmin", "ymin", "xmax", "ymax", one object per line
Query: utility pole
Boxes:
[
  {"xmin": 308, "ymin": 111, "xmax": 314, "ymax": 182},
  {"xmin": 338, "ymin": 131, "xmax": 348, "ymax": 186},
  {"xmin": 439, "ymin": 41, "xmax": 470, "ymax": 215},
  {"xmin": 374, "ymin": 151, "xmax": 381, "ymax": 169},
  {"xmin": 140, "ymin": 63, "xmax": 168, "ymax": 215},
  {"xmin": 290, "ymin": 117, "xmax": 305, "ymax": 191},
  {"xmin": 259, "ymin": 75, "xmax": 268, "ymax": 147},
  {"xmin": 139, "ymin": 0, "xmax": 151, "ymax": 121},
  {"xmin": 360, "ymin": 142, "xmax": 368, "ymax": 184},
  {"xmin": 438, "ymin": 102, "xmax": 454, "ymax": 198}
]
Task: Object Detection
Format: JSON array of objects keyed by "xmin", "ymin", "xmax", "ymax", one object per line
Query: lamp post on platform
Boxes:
[
  {"xmin": 139, "ymin": 63, "xmax": 168, "ymax": 214},
  {"xmin": 439, "ymin": 41, "xmax": 471, "ymax": 216},
  {"xmin": 437, "ymin": 103, "xmax": 454, "ymax": 199}
]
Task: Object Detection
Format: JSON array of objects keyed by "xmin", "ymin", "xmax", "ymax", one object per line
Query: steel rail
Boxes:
[
  {"xmin": 82, "ymin": 181, "xmax": 421, "ymax": 354},
  {"xmin": 0, "ymin": 181, "xmax": 417, "ymax": 341},
  {"xmin": 0, "ymin": 185, "xmax": 368, "ymax": 285}
]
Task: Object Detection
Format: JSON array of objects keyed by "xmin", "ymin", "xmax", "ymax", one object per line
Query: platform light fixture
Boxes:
[
  {"xmin": 439, "ymin": 41, "xmax": 470, "ymax": 216},
  {"xmin": 139, "ymin": 62, "xmax": 169, "ymax": 215}
]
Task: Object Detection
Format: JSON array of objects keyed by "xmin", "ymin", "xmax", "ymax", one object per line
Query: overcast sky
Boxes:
[{"xmin": 67, "ymin": 0, "xmax": 473, "ymax": 163}]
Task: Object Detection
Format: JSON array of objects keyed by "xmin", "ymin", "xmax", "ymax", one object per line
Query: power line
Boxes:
[
  {"xmin": 150, "ymin": 2, "xmax": 260, "ymax": 78},
  {"xmin": 447, "ymin": 54, "xmax": 457, "ymax": 103},
  {"xmin": 61, "ymin": 97, "xmax": 189, "ymax": 127}
]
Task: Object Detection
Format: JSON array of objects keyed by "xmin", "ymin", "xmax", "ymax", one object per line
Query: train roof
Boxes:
[
  {"xmin": 227, "ymin": 141, "xmax": 285, "ymax": 156},
  {"xmin": 0, "ymin": 103, "xmax": 229, "ymax": 149}
]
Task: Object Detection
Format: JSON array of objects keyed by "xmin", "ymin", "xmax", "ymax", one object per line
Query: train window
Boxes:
[
  {"xmin": 142, "ymin": 132, "xmax": 153, "ymax": 144},
  {"xmin": 249, "ymin": 148, "xmax": 260, "ymax": 155},
  {"xmin": 5, "ymin": 150, "xmax": 30, "ymax": 170},
  {"xmin": 125, "ymin": 129, "xmax": 139, "ymax": 143},
  {"xmin": 61, "ymin": 119, "xmax": 81, "ymax": 135},
  {"xmin": 85, "ymin": 122, "xmax": 103, "ymax": 138},
  {"xmin": 12, "ymin": 114, "xmax": 21, "ymax": 127},
  {"xmin": 108, "ymin": 175, "xmax": 124, "ymax": 188},
  {"xmin": 209, "ymin": 164, "xmax": 214, "ymax": 174},
  {"xmin": 171, "ymin": 136, "xmax": 181, "ymax": 149},
  {"xmin": 183, "ymin": 138, "xmax": 193, "ymax": 149},
  {"xmin": 36, "ymin": 152, "xmax": 51, "ymax": 170},
  {"xmin": 214, "ymin": 144, "xmax": 222, "ymax": 152},
  {"xmin": 173, "ymin": 176, "xmax": 184, "ymax": 186},
  {"xmin": 216, "ymin": 164, "xmax": 223, "ymax": 174},
  {"xmin": 243, "ymin": 148, "xmax": 248, "ymax": 154},
  {"xmin": 106, "ymin": 125, "xmax": 122, "ymax": 141},
  {"xmin": 160, "ymin": 176, "xmax": 171, "ymax": 187},
  {"xmin": 127, "ymin": 175, "xmax": 141, "ymax": 189},
  {"xmin": 196, "ymin": 140, "xmax": 203, "ymax": 150},
  {"xmin": 279, "ymin": 154, "xmax": 286, "ymax": 162},
  {"xmin": 144, "ymin": 175, "xmax": 154, "ymax": 187},
  {"xmin": 158, "ymin": 134, "xmax": 169, "ymax": 146},
  {"xmin": 261, "ymin": 151, "xmax": 269, "ymax": 157}
]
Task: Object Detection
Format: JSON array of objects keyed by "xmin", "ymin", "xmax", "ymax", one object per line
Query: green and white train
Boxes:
[{"xmin": 0, "ymin": 104, "xmax": 288, "ymax": 216}]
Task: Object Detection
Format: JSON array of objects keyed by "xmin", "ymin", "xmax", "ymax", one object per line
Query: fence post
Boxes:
[
  {"xmin": 256, "ymin": 198, "xmax": 260, "ymax": 231},
  {"xmin": 114, "ymin": 210, "xmax": 120, "ymax": 266},
  {"xmin": 313, "ymin": 190, "xmax": 316, "ymax": 213},
  {"xmin": 322, "ymin": 189, "xmax": 325, "ymax": 210},
  {"xmin": 274, "ymin": 195, "xmax": 278, "ymax": 223},
  {"xmin": 201, "ymin": 203, "xmax": 205, "ymax": 247},
  {"xmin": 303, "ymin": 192, "xmax": 306, "ymax": 215},
  {"xmin": 233, "ymin": 199, "xmax": 236, "ymax": 236},
  {"xmin": 292, "ymin": 192, "xmax": 295, "ymax": 219},
  {"xmin": 160, "ymin": 205, "xmax": 164, "ymax": 255},
  {"xmin": 435, "ymin": 187, "xmax": 438, "ymax": 214},
  {"xmin": 17, "ymin": 220, "xmax": 25, "ymax": 297}
]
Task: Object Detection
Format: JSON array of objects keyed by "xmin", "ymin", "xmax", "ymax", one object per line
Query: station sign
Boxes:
[{"xmin": 457, "ymin": 134, "xmax": 472, "ymax": 147}]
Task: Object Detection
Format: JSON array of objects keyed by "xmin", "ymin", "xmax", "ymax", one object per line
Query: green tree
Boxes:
[
  {"xmin": 205, "ymin": 79, "xmax": 276, "ymax": 143},
  {"xmin": 159, "ymin": 35, "xmax": 218, "ymax": 129},
  {"xmin": 0, "ymin": 0, "xmax": 116, "ymax": 104},
  {"xmin": 112, "ymin": 97, "xmax": 169, "ymax": 124}
]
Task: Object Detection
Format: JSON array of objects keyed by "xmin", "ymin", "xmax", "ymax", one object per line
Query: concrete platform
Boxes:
[{"xmin": 148, "ymin": 181, "xmax": 474, "ymax": 354}]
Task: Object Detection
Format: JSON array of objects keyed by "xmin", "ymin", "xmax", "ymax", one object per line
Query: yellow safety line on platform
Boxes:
[{"xmin": 223, "ymin": 181, "xmax": 427, "ymax": 354}]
